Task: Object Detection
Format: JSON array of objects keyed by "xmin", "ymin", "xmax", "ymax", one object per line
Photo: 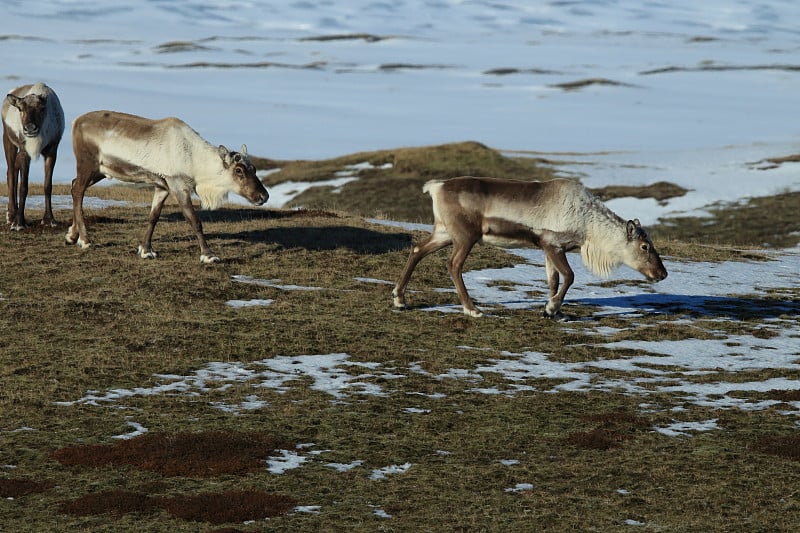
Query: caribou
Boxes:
[
  {"xmin": 2, "ymin": 83, "xmax": 65, "ymax": 229},
  {"xmin": 392, "ymin": 176, "xmax": 668, "ymax": 318},
  {"xmin": 66, "ymin": 110, "xmax": 269, "ymax": 263}
]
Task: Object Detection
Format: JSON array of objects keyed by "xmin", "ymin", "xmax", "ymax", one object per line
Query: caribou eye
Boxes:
[{"xmin": 641, "ymin": 243, "xmax": 650, "ymax": 253}]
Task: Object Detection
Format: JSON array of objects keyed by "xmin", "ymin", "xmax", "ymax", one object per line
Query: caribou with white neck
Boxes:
[
  {"xmin": 66, "ymin": 110, "xmax": 269, "ymax": 263},
  {"xmin": 2, "ymin": 82, "xmax": 65, "ymax": 229},
  {"xmin": 393, "ymin": 176, "xmax": 667, "ymax": 318}
]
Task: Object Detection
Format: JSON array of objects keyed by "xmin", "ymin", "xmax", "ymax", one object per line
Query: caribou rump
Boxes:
[
  {"xmin": 67, "ymin": 110, "xmax": 269, "ymax": 263},
  {"xmin": 392, "ymin": 176, "xmax": 668, "ymax": 318},
  {"xmin": 2, "ymin": 83, "xmax": 65, "ymax": 229}
]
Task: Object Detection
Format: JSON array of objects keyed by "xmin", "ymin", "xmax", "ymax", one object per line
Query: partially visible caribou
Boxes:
[
  {"xmin": 2, "ymin": 83, "xmax": 65, "ymax": 229},
  {"xmin": 393, "ymin": 176, "xmax": 668, "ymax": 318},
  {"xmin": 66, "ymin": 110, "xmax": 269, "ymax": 263}
]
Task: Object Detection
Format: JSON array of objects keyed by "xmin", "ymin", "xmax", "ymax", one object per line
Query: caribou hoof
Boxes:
[
  {"xmin": 543, "ymin": 310, "xmax": 567, "ymax": 321},
  {"xmin": 77, "ymin": 237, "xmax": 91, "ymax": 250},
  {"xmin": 138, "ymin": 246, "xmax": 157, "ymax": 259},
  {"xmin": 200, "ymin": 254, "xmax": 221, "ymax": 264},
  {"xmin": 41, "ymin": 218, "xmax": 58, "ymax": 228},
  {"xmin": 463, "ymin": 307, "xmax": 483, "ymax": 318},
  {"xmin": 65, "ymin": 227, "xmax": 77, "ymax": 244},
  {"xmin": 10, "ymin": 223, "xmax": 26, "ymax": 231},
  {"xmin": 392, "ymin": 294, "xmax": 408, "ymax": 310}
]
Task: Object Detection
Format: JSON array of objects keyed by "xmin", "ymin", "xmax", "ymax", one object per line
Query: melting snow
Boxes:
[
  {"xmin": 505, "ymin": 483, "xmax": 535, "ymax": 493},
  {"xmin": 225, "ymin": 299, "xmax": 274, "ymax": 308},
  {"xmin": 654, "ymin": 419, "xmax": 720, "ymax": 438},
  {"xmin": 267, "ymin": 450, "xmax": 307, "ymax": 474},
  {"xmin": 370, "ymin": 463, "xmax": 412, "ymax": 481},
  {"xmin": 111, "ymin": 421, "xmax": 149, "ymax": 440}
]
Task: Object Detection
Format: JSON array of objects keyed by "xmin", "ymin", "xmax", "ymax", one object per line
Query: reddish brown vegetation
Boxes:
[
  {"xmin": 162, "ymin": 490, "xmax": 297, "ymax": 523},
  {"xmin": 566, "ymin": 428, "xmax": 628, "ymax": 450},
  {"xmin": 753, "ymin": 435, "xmax": 800, "ymax": 461},
  {"xmin": 50, "ymin": 431, "xmax": 299, "ymax": 525},
  {"xmin": 0, "ymin": 478, "xmax": 54, "ymax": 498},
  {"xmin": 50, "ymin": 431, "xmax": 295, "ymax": 476},
  {"xmin": 567, "ymin": 410, "xmax": 650, "ymax": 450}
]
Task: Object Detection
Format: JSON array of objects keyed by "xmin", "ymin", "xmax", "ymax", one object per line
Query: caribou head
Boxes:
[
  {"xmin": 6, "ymin": 93, "xmax": 48, "ymax": 138},
  {"xmin": 622, "ymin": 219, "xmax": 668, "ymax": 282},
  {"xmin": 218, "ymin": 144, "xmax": 269, "ymax": 206}
]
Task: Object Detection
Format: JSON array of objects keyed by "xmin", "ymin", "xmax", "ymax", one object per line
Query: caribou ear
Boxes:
[
  {"xmin": 626, "ymin": 220, "xmax": 638, "ymax": 240},
  {"xmin": 5, "ymin": 94, "xmax": 21, "ymax": 109},
  {"xmin": 218, "ymin": 145, "xmax": 231, "ymax": 167},
  {"xmin": 240, "ymin": 144, "xmax": 247, "ymax": 156}
]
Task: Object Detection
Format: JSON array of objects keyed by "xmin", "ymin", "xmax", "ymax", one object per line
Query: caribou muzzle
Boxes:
[
  {"xmin": 645, "ymin": 261, "xmax": 668, "ymax": 282},
  {"xmin": 246, "ymin": 190, "xmax": 269, "ymax": 206}
]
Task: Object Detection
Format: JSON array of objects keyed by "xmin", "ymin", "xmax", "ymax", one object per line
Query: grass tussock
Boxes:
[{"xmin": 259, "ymin": 141, "xmax": 555, "ymax": 222}]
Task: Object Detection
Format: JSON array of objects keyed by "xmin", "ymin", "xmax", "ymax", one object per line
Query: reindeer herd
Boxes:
[{"xmin": 3, "ymin": 82, "xmax": 667, "ymax": 317}]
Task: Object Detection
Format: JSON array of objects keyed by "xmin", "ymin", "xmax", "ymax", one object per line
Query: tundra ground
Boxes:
[{"xmin": 1, "ymin": 145, "xmax": 798, "ymax": 532}]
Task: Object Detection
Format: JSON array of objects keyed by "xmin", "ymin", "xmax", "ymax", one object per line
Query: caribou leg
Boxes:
[
  {"xmin": 543, "ymin": 246, "xmax": 574, "ymax": 318},
  {"xmin": 3, "ymin": 133, "xmax": 17, "ymax": 226},
  {"xmin": 41, "ymin": 148, "xmax": 58, "ymax": 226},
  {"xmin": 392, "ymin": 226, "xmax": 452, "ymax": 309},
  {"xmin": 66, "ymin": 171, "xmax": 103, "ymax": 249},
  {"xmin": 11, "ymin": 153, "xmax": 31, "ymax": 230},
  {"xmin": 545, "ymin": 255, "xmax": 559, "ymax": 300},
  {"xmin": 447, "ymin": 237, "xmax": 480, "ymax": 317},
  {"xmin": 172, "ymin": 187, "xmax": 219, "ymax": 264},
  {"xmin": 138, "ymin": 187, "xmax": 170, "ymax": 259}
]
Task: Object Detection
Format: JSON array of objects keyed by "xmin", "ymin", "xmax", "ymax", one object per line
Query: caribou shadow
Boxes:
[
  {"xmin": 215, "ymin": 225, "xmax": 413, "ymax": 254},
  {"xmin": 574, "ymin": 293, "xmax": 800, "ymax": 320},
  {"xmin": 163, "ymin": 207, "xmax": 411, "ymax": 254}
]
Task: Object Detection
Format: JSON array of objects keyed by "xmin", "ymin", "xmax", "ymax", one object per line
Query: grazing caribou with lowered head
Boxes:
[
  {"xmin": 67, "ymin": 110, "xmax": 269, "ymax": 263},
  {"xmin": 392, "ymin": 176, "xmax": 668, "ymax": 318},
  {"xmin": 2, "ymin": 83, "xmax": 65, "ymax": 229}
]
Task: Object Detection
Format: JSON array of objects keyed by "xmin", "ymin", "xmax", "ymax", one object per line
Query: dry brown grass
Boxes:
[{"xmin": 1, "ymin": 143, "xmax": 799, "ymax": 532}]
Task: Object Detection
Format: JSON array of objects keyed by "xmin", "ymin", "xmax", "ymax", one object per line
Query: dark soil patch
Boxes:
[
  {"xmin": 59, "ymin": 490, "xmax": 159, "ymax": 517},
  {"xmin": 579, "ymin": 410, "xmax": 649, "ymax": 428},
  {"xmin": 755, "ymin": 153, "xmax": 800, "ymax": 170},
  {"xmin": 484, "ymin": 67, "xmax": 562, "ymax": 76},
  {"xmin": 162, "ymin": 490, "xmax": 297, "ymax": 524},
  {"xmin": 50, "ymin": 431, "xmax": 295, "ymax": 477},
  {"xmin": 166, "ymin": 61, "xmax": 325, "ymax": 70},
  {"xmin": 590, "ymin": 181, "xmax": 688, "ymax": 204},
  {"xmin": 0, "ymin": 478, "xmax": 54, "ymax": 498},
  {"xmin": 379, "ymin": 63, "xmax": 453, "ymax": 71},
  {"xmin": 550, "ymin": 78, "xmax": 634, "ymax": 91},
  {"xmin": 566, "ymin": 428, "xmax": 628, "ymax": 450},
  {"xmin": 641, "ymin": 63, "xmax": 800, "ymax": 75},
  {"xmin": 154, "ymin": 40, "xmax": 213, "ymax": 53},
  {"xmin": 766, "ymin": 389, "xmax": 800, "ymax": 402},
  {"xmin": 300, "ymin": 33, "xmax": 388, "ymax": 42},
  {"xmin": 753, "ymin": 434, "xmax": 800, "ymax": 461}
]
